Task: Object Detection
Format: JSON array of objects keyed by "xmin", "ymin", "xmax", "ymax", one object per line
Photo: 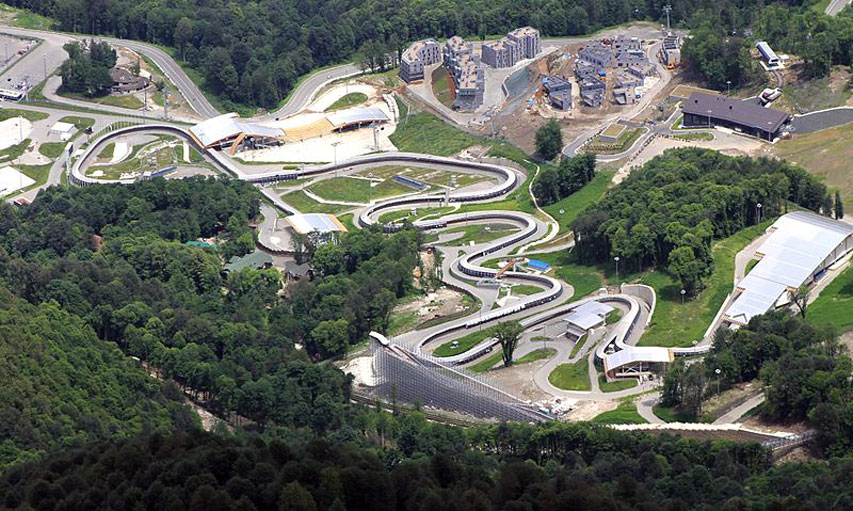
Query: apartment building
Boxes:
[
  {"xmin": 399, "ymin": 38, "xmax": 441, "ymax": 83},
  {"xmin": 578, "ymin": 42, "xmax": 612, "ymax": 68},
  {"xmin": 443, "ymin": 36, "xmax": 484, "ymax": 110},
  {"xmin": 508, "ymin": 26, "xmax": 541, "ymax": 59},
  {"xmin": 543, "ymin": 75, "xmax": 572, "ymax": 111},
  {"xmin": 481, "ymin": 38, "xmax": 521, "ymax": 68},
  {"xmin": 661, "ymin": 33, "xmax": 681, "ymax": 67}
]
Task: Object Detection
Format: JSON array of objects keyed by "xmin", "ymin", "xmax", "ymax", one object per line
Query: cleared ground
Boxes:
[
  {"xmin": 309, "ymin": 176, "xmax": 413, "ymax": 203},
  {"xmin": 772, "ymin": 122, "xmax": 853, "ymax": 209}
]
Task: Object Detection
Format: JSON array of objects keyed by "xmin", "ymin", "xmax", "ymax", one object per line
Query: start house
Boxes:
[{"xmin": 681, "ymin": 92, "xmax": 790, "ymax": 140}]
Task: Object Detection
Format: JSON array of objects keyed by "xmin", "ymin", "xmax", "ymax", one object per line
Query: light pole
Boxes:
[
  {"xmin": 331, "ymin": 141, "xmax": 341, "ymax": 176},
  {"xmin": 756, "ymin": 202, "xmax": 762, "ymax": 223},
  {"xmin": 43, "ymin": 54, "xmax": 47, "ymax": 81},
  {"xmin": 707, "ymin": 109, "xmax": 713, "ymax": 129},
  {"xmin": 726, "ymin": 80, "xmax": 731, "ymax": 96},
  {"xmin": 714, "ymin": 368, "xmax": 721, "ymax": 394},
  {"xmin": 614, "ymin": 256, "xmax": 620, "ymax": 280},
  {"xmin": 680, "ymin": 288, "xmax": 686, "ymax": 321}
]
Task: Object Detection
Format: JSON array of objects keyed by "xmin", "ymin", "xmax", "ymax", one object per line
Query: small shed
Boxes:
[
  {"xmin": 526, "ymin": 259, "xmax": 551, "ymax": 272},
  {"xmin": 49, "ymin": 121, "xmax": 76, "ymax": 141}
]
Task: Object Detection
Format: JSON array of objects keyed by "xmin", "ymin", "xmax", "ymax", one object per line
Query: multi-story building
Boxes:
[
  {"xmin": 575, "ymin": 61, "xmax": 599, "ymax": 80},
  {"xmin": 544, "ymin": 75, "xmax": 572, "ymax": 111},
  {"xmin": 613, "ymin": 35, "xmax": 641, "ymax": 51},
  {"xmin": 508, "ymin": 26, "xmax": 541, "ymax": 59},
  {"xmin": 399, "ymin": 38, "xmax": 441, "ymax": 83},
  {"xmin": 443, "ymin": 36, "xmax": 484, "ymax": 110},
  {"xmin": 627, "ymin": 63, "xmax": 656, "ymax": 79},
  {"xmin": 661, "ymin": 33, "xmax": 681, "ymax": 67},
  {"xmin": 579, "ymin": 77, "xmax": 605, "ymax": 108},
  {"xmin": 578, "ymin": 42, "xmax": 612, "ymax": 68},
  {"xmin": 481, "ymin": 38, "xmax": 521, "ymax": 68},
  {"xmin": 615, "ymin": 48, "xmax": 647, "ymax": 67}
]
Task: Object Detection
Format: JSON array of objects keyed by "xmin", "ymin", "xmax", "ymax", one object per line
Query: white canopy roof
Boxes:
[
  {"xmin": 286, "ymin": 214, "xmax": 347, "ymax": 235},
  {"xmin": 189, "ymin": 113, "xmax": 284, "ymax": 147},
  {"xmin": 604, "ymin": 346, "xmax": 672, "ymax": 373},
  {"xmin": 50, "ymin": 121, "xmax": 75, "ymax": 133},
  {"xmin": 326, "ymin": 107, "xmax": 389, "ymax": 128},
  {"xmin": 562, "ymin": 301, "xmax": 614, "ymax": 331},
  {"xmin": 724, "ymin": 211, "xmax": 853, "ymax": 325}
]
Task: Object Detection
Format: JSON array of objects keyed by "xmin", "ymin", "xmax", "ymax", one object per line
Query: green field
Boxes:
[
  {"xmin": 586, "ymin": 128, "xmax": 645, "ymax": 154},
  {"xmin": 390, "ymin": 111, "xmax": 480, "ymax": 156},
  {"xmin": 605, "ymin": 309, "xmax": 623, "ymax": 325},
  {"xmin": 598, "ymin": 374, "xmax": 639, "ymax": 392},
  {"xmin": 569, "ymin": 334, "xmax": 588, "ymax": 358},
  {"xmin": 635, "ymin": 221, "xmax": 771, "ymax": 348},
  {"xmin": 0, "ymin": 139, "xmax": 31, "ymax": 162},
  {"xmin": 1, "ymin": 163, "xmax": 52, "ymax": 197},
  {"xmin": 781, "ymin": 75, "xmax": 852, "ymax": 113},
  {"xmin": 469, "ymin": 347, "xmax": 555, "ymax": 373},
  {"xmin": 38, "ymin": 142, "xmax": 65, "ymax": 159},
  {"xmin": 358, "ymin": 165, "xmax": 487, "ymax": 189},
  {"xmin": 434, "ymin": 325, "xmax": 497, "ymax": 357},
  {"xmin": 98, "ymin": 143, "xmax": 116, "ymax": 160},
  {"xmin": 337, "ymin": 212, "xmax": 357, "ymax": 231},
  {"xmin": 88, "ymin": 136, "xmax": 181, "ymax": 180},
  {"xmin": 808, "ymin": 263, "xmax": 853, "ymax": 333},
  {"xmin": 0, "ymin": 109, "xmax": 49, "ymax": 122},
  {"xmin": 325, "ymin": 92, "xmax": 368, "ymax": 112},
  {"xmin": 507, "ymin": 284, "xmax": 544, "ymax": 296},
  {"xmin": 591, "ymin": 402, "xmax": 647, "ymax": 424},
  {"xmin": 542, "ymin": 170, "xmax": 614, "ymax": 228},
  {"xmin": 280, "ymin": 190, "xmax": 353, "ymax": 215},
  {"xmin": 0, "ymin": 4, "xmax": 53, "ymax": 29},
  {"xmin": 519, "ymin": 251, "xmax": 603, "ymax": 299},
  {"xmin": 548, "ymin": 358, "xmax": 591, "ymax": 391},
  {"xmin": 773, "ymin": 122, "xmax": 853, "ymax": 209},
  {"xmin": 431, "ymin": 67, "xmax": 454, "ymax": 108},
  {"xmin": 652, "ymin": 404, "xmax": 711, "ymax": 423},
  {"xmin": 58, "ymin": 116, "xmax": 95, "ymax": 132},
  {"xmin": 425, "ymin": 223, "xmax": 519, "ymax": 246},
  {"xmin": 673, "ymin": 132, "xmax": 714, "ymax": 142},
  {"xmin": 60, "ymin": 91, "xmax": 145, "ymax": 110},
  {"xmin": 378, "ymin": 206, "xmax": 455, "ymax": 224},
  {"xmin": 309, "ymin": 176, "xmax": 413, "ymax": 203}
]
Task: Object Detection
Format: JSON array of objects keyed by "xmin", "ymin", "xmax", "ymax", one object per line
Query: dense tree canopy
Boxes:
[
  {"xmin": 2, "ymin": 0, "xmax": 816, "ymax": 109},
  {"xmin": 571, "ymin": 148, "xmax": 829, "ymax": 293},
  {"xmin": 532, "ymin": 152, "xmax": 596, "ymax": 206},
  {"xmin": 59, "ymin": 40, "xmax": 117, "ymax": 96}
]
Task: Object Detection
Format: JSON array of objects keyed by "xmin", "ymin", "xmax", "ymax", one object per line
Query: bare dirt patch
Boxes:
[
  {"xmin": 565, "ymin": 400, "xmax": 618, "ymax": 421},
  {"xmin": 486, "ymin": 360, "xmax": 552, "ymax": 402},
  {"xmin": 394, "ymin": 287, "xmax": 471, "ymax": 326},
  {"xmin": 774, "ymin": 445, "xmax": 820, "ymax": 465}
]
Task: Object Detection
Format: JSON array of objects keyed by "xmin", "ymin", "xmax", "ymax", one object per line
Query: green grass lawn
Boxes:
[
  {"xmin": 569, "ymin": 334, "xmax": 588, "ymax": 358},
  {"xmin": 781, "ymin": 75, "xmax": 852, "ymax": 113},
  {"xmin": 38, "ymin": 142, "xmax": 65, "ymax": 159},
  {"xmin": 0, "ymin": 139, "xmax": 31, "ymax": 162},
  {"xmin": 325, "ymin": 92, "xmax": 368, "ymax": 112},
  {"xmin": 605, "ymin": 308, "xmax": 623, "ymax": 325},
  {"xmin": 58, "ymin": 116, "xmax": 95, "ymax": 132},
  {"xmin": 508, "ymin": 284, "xmax": 544, "ymax": 296},
  {"xmin": 387, "ymin": 310, "xmax": 420, "ymax": 336},
  {"xmin": 548, "ymin": 358, "xmax": 591, "ymax": 391},
  {"xmin": 88, "ymin": 136, "xmax": 180, "ymax": 180},
  {"xmin": 591, "ymin": 402, "xmax": 647, "ymax": 424},
  {"xmin": 60, "ymin": 91, "xmax": 145, "ymax": 110},
  {"xmin": 280, "ymin": 190, "xmax": 353, "ymax": 215},
  {"xmin": 378, "ymin": 206, "xmax": 455, "ymax": 224},
  {"xmin": 431, "ymin": 67, "xmax": 454, "ymax": 108},
  {"xmin": 434, "ymin": 325, "xmax": 497, "ymax": 357},
  {"xmin": 390, "ymin": 111, "xmax": 480, "ymax": 156},
  {"xmin": 598, "ymin": 374, "xmax": 639, "ymax": 392},
  {"xmin": 425, "ymin": 223, "xmax": 519, "ymax": 246},
  {"xmin": 673, "ymin": 132, "xmax": 714, "ymax": 142},
  {"xmin": 519, "ymin": 251, "xmax": 603, "ymax": 299},
  {"xmin": 337, "ymin": 212, "xmax": 357, "ymax": 231},
  {"xmin": 808, "ymin": 263, "xmax": 853, "ymax": 333},
  {"xmin": 542, "ymin": 170, "xmax": 614, "ymax": 228},
  {"xmin": 745, "ymin": 258, "xmax": 759, "ymax": 275},
  {"xmin": 469, "ymin": 347, "xmax": 556, "ymax": 373},
  {"xmin": 0, "ymin": 109, "xmax": 49, "ymax": 122},
  {"xmin": 636, "ymin": 221, "xmax": 772, "ymax": 348},
  {"xmin": 0, "ymin": 4, "xmax": 54, "ymax": 29},
  {"xmin": 98, "ymin": 143, "xmax": 116, "ymax": 160},
  {"xmin": 3, "ymin": 163, "xmax": 52, "ymax": 197},
  {"xmin": 653, "ymin": 404, "xmax": 711, "ymax": 423},
  {"xmin": 309, "ymin": 176, "xmax": 413, "ymax": 203}
]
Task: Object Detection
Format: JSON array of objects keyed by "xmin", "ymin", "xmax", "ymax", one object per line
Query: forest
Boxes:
[
  {"xmin": 0, "ymin": 177, "xmax": 418, "ymax": 449},
  {"xmin": 1, "ymin": 0, "xmax": 835, "ymax": 110},
  {"xmin": 571, "ymin": 148, "xmax": 831, "ymax": 294},
  {"xmin": 663, "ymin": 312, "xmax": 852, "ymax": 456},
  {"xmin": 3, "ymin": 425, "xmax": 853, "ymax": 511},
  {"xmin": 532, "ymin": 152, "xmax": 596, "ymax": 206}
]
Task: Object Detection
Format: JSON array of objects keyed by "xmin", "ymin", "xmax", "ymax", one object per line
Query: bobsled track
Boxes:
[{"xmin": 72, "ymin": 123, "xmax": 712, "ymax": 423}]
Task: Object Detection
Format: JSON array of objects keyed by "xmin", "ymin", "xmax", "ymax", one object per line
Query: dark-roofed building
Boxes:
[
  {"xmin": 681, "ymin": 92, "xmax": 790, "ymax": 140},
  {"xmin": 224, "ymin": 251, "xmax": 274, "ymax": 273},
  {"xmin": 110, "ymin": 67, "xmax": 150, "ymax": 93}
]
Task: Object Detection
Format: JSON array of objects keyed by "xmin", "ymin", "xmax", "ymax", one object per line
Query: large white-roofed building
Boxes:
[
  {"xmin": 326, "ymin": 107, "xmax": 390, "ymax": 131},
  {"xmin": 562, "ymin": 301, "xmax": 614, "ymax": 339},
  {"xmin": 724, "ymin": 211, "xmax": 853, "ymax": 326},
  {"xmin": 603, "ymin": 346, "xmax": 673, "ymax": 379},
  {"xmin": 285, "ymin": 214, "xmax": 348, "ymax": 235},
  {"xmin": 188, "ymin": 113, "xmax": 286, "ymax": 154}
]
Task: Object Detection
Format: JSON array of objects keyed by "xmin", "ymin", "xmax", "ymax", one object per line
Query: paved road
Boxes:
[
  {"xmin": 826, "ymin": 0, "xmax": 852, "ymax": 15},
  {"xmin": 636, "ymin": 394, "xmax": 664, "ymax": 424},
  {"xmin": 0, "ymin": 26, "xmax": 68, "ymax": 90},
  {"xmin": 713, "ymin": 394, "xmax": 765, "ymax": 425},
  {"xmin": 790, "ymin": 107, "xmax": 853, "ymax": 133}
]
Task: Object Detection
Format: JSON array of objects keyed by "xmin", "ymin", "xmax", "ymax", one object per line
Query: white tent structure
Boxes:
[{"xmin": 724, "ymin": 211, "xmax": 853, "ymax": 326}]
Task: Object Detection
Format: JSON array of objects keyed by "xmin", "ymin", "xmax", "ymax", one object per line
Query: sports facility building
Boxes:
[
  {"xmin": 724, "ymin": 211, "xmax": 853, "ymax": 326},
  {"xmin": 681, "ymin": 92, "xmax": 790, "ymax": 140},
  {"xmin": 285, "ymin": 214, "xmax": 348, "ymax": 235},
  {"xmin": 189, "ymin": 109, "xmax": 390, "ymax": 155}
]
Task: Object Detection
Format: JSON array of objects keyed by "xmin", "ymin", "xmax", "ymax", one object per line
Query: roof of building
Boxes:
[
  {"xmin": 189, "ymin": 113, "xmax": 284, "ymax": 148},
  {"xmin": 725, "ymin": 211, "xmax": 853, "ymax": 324},
  {"xmin": 509, "ymin": 26, "xmax": 539, "ymax": 38},
  {"xmin": 526, "ymin": 259, "xmax": 551, "ymax": 271},
  {"xmin": 326, "ymin": 107, "xmax": 389, "ymax": 128},
  {"xmin": 402, "ymin": 38, "xmax": 438, "ymax": 64},
  {"xmin": 604, "ymin": 346, "xmax": 673, "ymax": 373},
  {"xmin": 283, "ymin": 260, "xmax": 312, "ymax": 277},
  {"xmin": 224, "ymin": 251, "xmax": 274, "ymax": 272},
  {"xmin": 756, "ymin": 41, "xmax": 779, "ymax": 61},
  {"xmin": 110, "ymin": 67, "xmax": 138, "ymax": 83},
  {"xmin": 285, "ymin": 213, "xmax": 348, "ymax": 235},
  {"xmin": 682, "ymin": 92, "xmax": 790, "ymax": 133},
  {"xmin": 50, "ymin": 121, "xmax": 75, "ymax": 133}
]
